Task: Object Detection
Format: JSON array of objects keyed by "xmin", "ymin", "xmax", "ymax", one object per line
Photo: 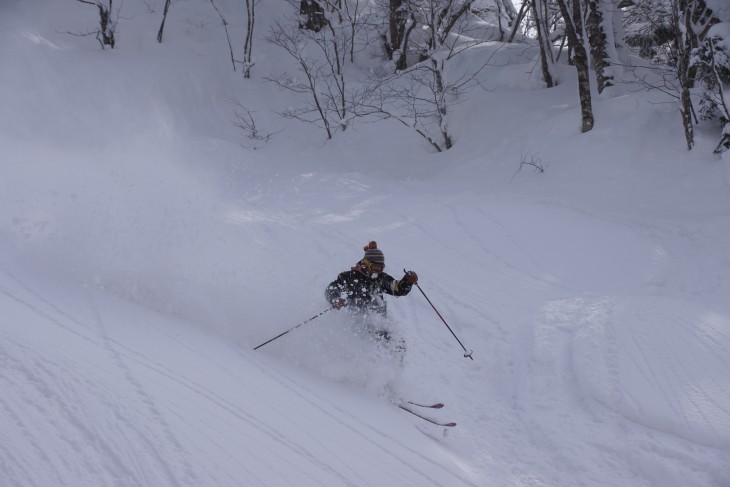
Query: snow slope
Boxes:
[
  {"xmin": 1, "ymin": 0, "xmax": 730, "ymax": 486},
  {"xmin": 0, "ymin": 266, "xmax": 475, "ymax": 486}
]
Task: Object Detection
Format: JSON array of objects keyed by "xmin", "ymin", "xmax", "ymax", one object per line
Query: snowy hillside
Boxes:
[{"xmin": 1, "ymin": 0, "xmax": 730, "ymax": 486}]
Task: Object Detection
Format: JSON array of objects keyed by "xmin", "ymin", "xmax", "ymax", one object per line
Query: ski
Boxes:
[
  {"xmin": 398, "ymin": 404, "xmax": 456, "ymax": 427},
  {"xmin": 407, "ymin": 401, "xmax": 444, "ymax": 409}
]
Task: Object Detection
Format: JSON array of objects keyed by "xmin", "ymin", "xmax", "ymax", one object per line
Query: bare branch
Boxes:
[
  {"xmin": 208, "ymin": 0, "xmax": 236, "ymax": 72},
  {"xmin": 511, "ymin": 152, "xmax": 547, "ymax": 182},
  {"xmin": 228, "ymin": 97, "xmax": 281, "ymax": 145}
]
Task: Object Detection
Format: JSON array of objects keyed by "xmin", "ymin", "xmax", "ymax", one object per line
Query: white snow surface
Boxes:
[{"xmin": 1, "ymin": 1, "xmax": 730, "ymax": 486}]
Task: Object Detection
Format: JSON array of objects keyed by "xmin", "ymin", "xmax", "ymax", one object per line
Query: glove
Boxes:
[
  {"xmin": 404, "ymin": 271, "xmax": 418, "ymax": 284},
  {"xmin": 332, "ymin": 298, "xmax": 347, "ymax": 309}
]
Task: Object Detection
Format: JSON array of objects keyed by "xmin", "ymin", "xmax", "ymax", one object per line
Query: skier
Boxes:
[{"xmin": 325, "ymin": 241, "xmax": 418, "ymax": 351}]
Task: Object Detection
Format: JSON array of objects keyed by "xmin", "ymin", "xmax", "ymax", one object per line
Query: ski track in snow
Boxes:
[
  {"xmin": 0, "ymin": 266, "xmax": 476, "ymax": 487},
  {"xmin": 125, "ymin": 349, "xmax": 372, "ymax": 486},
  {"xmin": 387, "ymin": 196, "xmax": 730, "ymax": 486},
  {"xmin": 106, "ymin": 337, "xmax": 473, "ymax": 487},
  {"xmin": 1, "ymin": 269, "xmax": 191, "ymax": 486},
  {"xmin": 0, "ymin": 330, "xmax": 136, "ymax": 485},
  {"xmin": 155, "ymin": 332, "xmax": 373, "ymax": 485},
  {"xmin": 241, "ymin": 354, "xmax": 478, "ymax": 487},
  {"xmin": 87, "ymin": 298, "xmax": 198, "ymax": 487}
]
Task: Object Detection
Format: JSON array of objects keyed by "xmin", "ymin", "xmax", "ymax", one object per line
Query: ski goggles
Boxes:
[{"xmin": 363, "ymin": 259, "xmax": 385, "ymax": 272}]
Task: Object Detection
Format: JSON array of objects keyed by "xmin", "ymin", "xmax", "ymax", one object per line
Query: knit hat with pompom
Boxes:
[{"xmin": 363, "ymin": 241, "xmax": 385, "ymax": 265}]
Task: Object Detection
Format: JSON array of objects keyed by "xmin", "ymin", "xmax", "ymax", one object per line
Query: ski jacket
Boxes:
[{"xmin": 325, "ymin": 267, "xmax": 414, "ymax": 315}]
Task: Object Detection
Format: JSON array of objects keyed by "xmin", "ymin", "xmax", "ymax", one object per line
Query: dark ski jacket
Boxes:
[{"xmin": 325, "ymin": 266, "xmax": 414, "ymax": 315}]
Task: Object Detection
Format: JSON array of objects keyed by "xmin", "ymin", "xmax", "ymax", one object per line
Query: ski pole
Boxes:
[
  {"xmin": 408, "ymin": 270, "xmax": 473, "ymax": 360},
  {"xmin": 253, "ymin": 306, "xmax": 335, "ymax": 351}
]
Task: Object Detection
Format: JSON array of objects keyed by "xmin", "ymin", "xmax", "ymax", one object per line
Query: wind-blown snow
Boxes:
[{"xmin": 1, "ymin": 0, "xmax": 729, "ymax": 486}]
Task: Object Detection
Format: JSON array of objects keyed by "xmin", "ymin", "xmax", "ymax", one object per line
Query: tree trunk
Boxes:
[
  {"xmin": 708, "ymin": 42, "xmax": 730, "ymax": 154},
  {"xmin": 556, "ymin": 0, "xmax": 594, "ymax": 132},
  {"xmin": 714, "ymin": 124, "xmax": 730, "ymax": 155},
  {"xmin": 674, "ymin": 0, "xmax": 695, "ymax": 149},
  {"xmin": 500, "ymin": 0, "xmax": 519, "ymax": 25},
  {"xmin": 98, "ymin": 0, "xmax": 115, "ymax": 48},
  {"xmin": 685, "ymin": 0, "xmax": 713, "ymax": 88},
  {"xmin": 507, "ymin": 1, "xmax": 529, "ymax": 43},
  {"xmin": 496, "ymin": 0, "xmax": 505, "ymax": 41},
  {"xmin": 679, "ymin": 73, "xmax": 694, "ymax": 150},
  {"xmin": 157, "ymin": 0, "xmax": 172, "ymax": 43},
  {"xmin": 395, "ymin": 11, "xmax": 416, "ymax": 71},
  {"xmin": 431, "ymin": 58, "xmax": 453, "ymax": 150},
  {"xmin": 385, "ymin": 0, "xmax": 406, "ymax": 60},
  {"xmin": 585, "ymin": 0, "xmax": 613, "ymax": 93},
  {"xmin": 243, "ymin": 0, "xmax": 255, "ymax": 78},
  {"xmin": 531, "ymin": 0, "xmax": 556, "ymax": 87},
  {"xmin": 609, "ymin": 0, "xmax": 629, "ymax": 65}
]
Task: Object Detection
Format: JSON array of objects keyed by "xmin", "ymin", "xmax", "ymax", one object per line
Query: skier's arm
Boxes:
[
  {"xmin": 325, "ymin": 273, "xmax": 348, "ymax": 308},
  {"xmin": 381, "ymin": 271, "xmax": 418, "ymax": 297}
]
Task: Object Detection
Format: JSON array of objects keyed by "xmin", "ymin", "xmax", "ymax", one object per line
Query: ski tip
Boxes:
[{"xmin": 406, "ymin": 401, "xmax": 445, "ymax": 409}]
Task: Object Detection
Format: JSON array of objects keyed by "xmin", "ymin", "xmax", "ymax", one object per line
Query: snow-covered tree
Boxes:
[
  {"xmin": 365, "ymin": 0, "xmax": 494, "ymax": 150},
  {"xmin": 381, "ymin": 0, "xmax": 418, "ymax": 70},
  {"xmin": 671, "ymin": 0, "xmax": 715, "ymax": 149},
  {"xmin": 624, "ymin": 0, "xmax": 728, "ymax": 152},
  {"xmin": 243, "ymin": 0, "xmax": 261, "ymax": 78},
  {"xmin": 555, "ymin": 0, "xmax": 594, "ymax": 132},
  {"xmin": 623, "ymin": 0, "xmax": 674, "ymax": 62},
  {"xmin": 268, "ymin": 1, "xmax": 364, "ymax": 139},
  {"xmin": 531, "ymin": 0, "xmax": 558, "ymax": 87},
  {"xmin": 692, "ymin": 18, "xmax": 730, "ymax": 153},
  {"xmin": 585, "ymin": 0, "xmax": 620, "ymax": 93}
]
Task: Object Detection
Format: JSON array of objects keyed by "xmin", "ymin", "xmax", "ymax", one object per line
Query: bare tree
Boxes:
[
  {"xmin": 157, "ymin": 0, "xmax": 172, "ymax": 43},
  {"xmin": 511, "ymin": 152, "xmax": 547, "ymax": 182},
  {"xmin": 371, "ymin": 57, "xmax": 499, "ymax": 151},
  {"xmin": 228, "ymin": 97, "xmax": 280, "ymax": 146},
  {"xmin": 387, "ymin": 0, "xmax": 479, "ymax": 149},
  {"xmin": 266, "ymin": 19, "xmax": 352, "ymax": 139},
  {"xmin": 75, "ymin": 0, "xmax": 117, "ymax": 49},
  {"xmin": 365, "ymin": 27, "xmax": 503, "ymax": 152},
  {"xmin": 341, "ymin": 0, "xmax": 372, "ymax": 63},
  {"xmin": 367, "ymin": 63, "xmax": 457, "ymax": 151},
  {"xmin": 363, "ymin": 0, "xmax": 522, "ymax": 151},
  {"xmin": 265, "ymin": 1, "xmax": 377, "ymax": 139},
  {"xmin": 208, "ymin": 0, "xmax": 237, "ymax": 72}
]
